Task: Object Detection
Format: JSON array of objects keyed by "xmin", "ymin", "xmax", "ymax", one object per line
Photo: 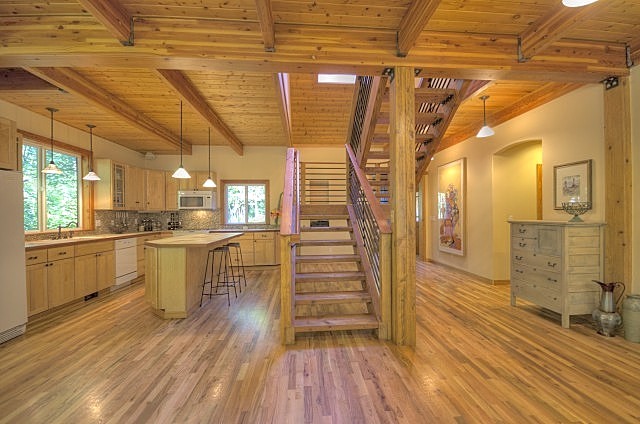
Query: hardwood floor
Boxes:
[{"xmin": 1, "ymin": 260, "xmax": 639, "ymax": 423}]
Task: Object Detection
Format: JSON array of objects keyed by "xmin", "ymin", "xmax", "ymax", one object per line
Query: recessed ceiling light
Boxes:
[{"xmin": 318, "ymin": 74, "xmax": 356, "ymax": 84}]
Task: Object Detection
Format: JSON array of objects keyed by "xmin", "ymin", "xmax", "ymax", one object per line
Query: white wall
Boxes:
[{"xmin": 428, "ymin": 84, "xmax": 606, "ymax": 280}]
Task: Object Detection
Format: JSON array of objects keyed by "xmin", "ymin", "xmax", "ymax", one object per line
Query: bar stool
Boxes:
[
  {"xmin": 226, "ymin": 242, "xmax": 247, "ymax": 290},
  {"xmin": 200, "ymin": 246, "xmax": 238, "ymax": 307}
]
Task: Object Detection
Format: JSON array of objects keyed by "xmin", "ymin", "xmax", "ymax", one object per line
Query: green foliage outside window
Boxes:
[
  {"xmin": 22, "ymin": 142, "xmax": 81, "ymax": 232},
  {"xmin": 225, "ymin": 183, "xmax": 266, "ymax": 225}
]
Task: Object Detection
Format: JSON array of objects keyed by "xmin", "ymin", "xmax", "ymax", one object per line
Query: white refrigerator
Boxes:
[{"xmin": 0, "ymin": 170, "xmax": 27, "ymax": 344}]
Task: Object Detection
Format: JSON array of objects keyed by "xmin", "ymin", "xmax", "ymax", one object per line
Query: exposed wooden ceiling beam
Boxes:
[
  {"xmin": 440, "ymin": 82, "xmax": 583, "ymax": 150},
  {"xmin": 397, "ymin": 0, "xmax": 442, "ymax": 57},
  {"xmin": 0, "ymin": 68, "xmax": 58, "ymax": 91},
  {"xmin": 0, "ymin": 25, "xmax": 628, "ymax": 83},
  {"xmin": 254, "ymin": 0, "xmax": 275, "ymax": 52},
  {"xmin": 519, "ymin": 1, "xmax": 608, "ymax": 61},
  {"xmin": 156, "ymin": 69, "xmax": 244, "ymax": 156},
  {"xmin": 77, "ymin": 0, "xmax": 133, "ymax": 46},
  {"xmin": 23, "ymin": 67, "xmax": 187, "ymax": 153},
  {"xmin": 274, "ymin": 73, "xmax": 292, "ymax": 146}
]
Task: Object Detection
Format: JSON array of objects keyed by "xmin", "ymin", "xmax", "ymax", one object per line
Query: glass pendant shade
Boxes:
[
  {"xmin": 202, "ymin": 127, "xmax": 216, "ymax": 188},
  {"xmin": 562, "ymin": 0, "xmax": 598, "ymax": 7},
  {"xmin": 83, "ymin": 124, "xmax": 101, "ymax": 181},
  {"xmin": 476, "ymin": 95, "xmax": 494, "ymax": 138},
  {"xmin": 172, "ymin": 101, "xmax": 191, "ymax": 179},
  {"xmin": 42, "ymin": 107, "xmax": 63, "ymax": 174}
]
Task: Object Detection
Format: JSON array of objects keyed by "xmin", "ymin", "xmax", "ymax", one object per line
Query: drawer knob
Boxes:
[
  {"xmin": 515, "ymin": 269, "xmax": 523, "ymax": 274},
  {"xmin": 547, "ymin": 277, "xmax": 558, "ymax": 283},
  {"xmin": 515, "ymin": 255, "xmax": 523, "ymax": 260},
  {"xmin": 519, "ymin": 229, "xmax": 526, "ymax": 233},
  {"xmin": 519, "ymin": 242, "xmax": 527, "ymax": 247},
  {"xmin": 547, "ymin": 262, "xmax": 557, "ymax": 268}
]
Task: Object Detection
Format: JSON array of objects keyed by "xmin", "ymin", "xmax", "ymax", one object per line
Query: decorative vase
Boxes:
[
  {"xmin": 622, "ymin": 295, "xmax": 640, "ymax": 343},
  {"xmin": 592, "ymin": 280, "xmax": 625, "ymax": 337}
]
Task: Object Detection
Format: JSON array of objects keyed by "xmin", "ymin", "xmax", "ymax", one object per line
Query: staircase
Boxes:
[{"xmin": 292, "ymin": 204, "xmax": 378, "ymax": 334}]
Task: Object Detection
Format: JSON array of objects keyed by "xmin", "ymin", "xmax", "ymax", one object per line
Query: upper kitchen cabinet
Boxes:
[
  {"xmin": 179, "ymin": 171, "xmax": 216, "ymax": 192},
  {"xmin": 94, "ymin": 159, "xmax": 126, "ymax": 210},
  {"xmin": 165, "ymin": 171, "xmax": 179, "ymax": 210},
  {"xmin": 144, "ymin": 169, "xmax": 165, "ymax": 211},
  {"xmin": 125, "ymin": 165, "xmax": 144, "ymax": 210},
  {"xmin": 0, "ymin": 117, "xmax": 19, "ymax": 171}
]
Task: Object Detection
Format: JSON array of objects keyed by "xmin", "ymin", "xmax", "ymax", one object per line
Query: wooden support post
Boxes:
[
  {"xmin": 280, "ymin": 235, "xmax": 295, "ymax": 344},
  {"xmin": 603, "ymin": 77, "xmax": 632, "ymax": 286},
  {"xmin": 390, "ymin": 67, "xmax": 416, "ymax": 347}
]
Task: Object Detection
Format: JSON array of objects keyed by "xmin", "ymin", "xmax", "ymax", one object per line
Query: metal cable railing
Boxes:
[{"xmin": 349, "ymin": 76, "xmax": 373, "ymax": 154}]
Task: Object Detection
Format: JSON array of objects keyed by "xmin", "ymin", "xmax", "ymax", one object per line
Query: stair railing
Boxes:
[
  {"xmin": 280, "ymin": 148, "xmax": 300, "ymax": 344},
  {"xmin": 346, "ymin": 143, "xmax": 392, "ymax": 340},
  {"xmin": 300, "ymin": 161, "xmax": 347, "ymax": 205}
]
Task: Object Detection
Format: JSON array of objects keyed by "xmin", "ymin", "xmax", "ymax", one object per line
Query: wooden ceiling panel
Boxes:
[
  {"xmin": 120, "ymin": 0, "xmax": 258, "ymax": 21},
  {"xmin": 290, "ymin": 73, "xmax": 353, "ymax": 146}
]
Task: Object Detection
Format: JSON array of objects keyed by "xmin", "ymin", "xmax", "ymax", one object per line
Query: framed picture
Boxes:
[
  {"xmin": 553, "ymin": 159, "xmax": 592, "ymax": 210},
  {"xmin": 437, "ymin": 158, "xmax": 465, "ymax": 256}
]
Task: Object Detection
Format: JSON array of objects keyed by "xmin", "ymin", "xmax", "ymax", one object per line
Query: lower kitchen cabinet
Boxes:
[
  {"xmin": 212, "ymin": 231, "xmax": 278, "ymax": 266},
  {"xmin": 75, "ymin": 240, "xmax": 115, "ymax": 297},
  {"xmin": 47, "ymin": 256, "xmax": 76, "ymax": 309},
  {"xmin": 25, "ymin": 260, "xmax": 48, "ymax": 316}
]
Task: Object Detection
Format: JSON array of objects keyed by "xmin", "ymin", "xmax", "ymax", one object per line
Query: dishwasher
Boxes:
[{"xmin": 115, "ymin": 238, "xmax": 138, "ymax": 286}]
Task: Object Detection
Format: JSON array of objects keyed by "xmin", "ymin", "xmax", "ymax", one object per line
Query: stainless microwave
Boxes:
[{"xmin": 178, "ymin": 190, "xmax": 216, "ymax": 210}]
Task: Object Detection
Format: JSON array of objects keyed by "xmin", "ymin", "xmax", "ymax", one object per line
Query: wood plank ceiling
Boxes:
[{"xmin": 0, "ymin": 0, "xmax": 637, "ymax": 156}]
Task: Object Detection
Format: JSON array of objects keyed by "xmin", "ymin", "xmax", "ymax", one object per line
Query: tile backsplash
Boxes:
[{"xmin": 94, "ymin": 209, "xmax": 222, "ymax": 233}]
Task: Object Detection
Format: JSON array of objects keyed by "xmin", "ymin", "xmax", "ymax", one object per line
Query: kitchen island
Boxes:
[{"xmin": 144, "ymin": 232, "xmax": 243, "ymax": 319}]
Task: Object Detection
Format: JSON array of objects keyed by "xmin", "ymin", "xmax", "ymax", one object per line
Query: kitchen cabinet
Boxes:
[
  {"xmin": 46, "ymin": 246, "xmax": 76, "ymax": 308},
  {"xmin": 74, "ymin": 240, "xmax": 115, "ymax": 297},
  {"xmin": 137, "ymin": 234, "xmax": 163, "ymax": 276},
  {"xmin": 179, "ymin": 171, "xmax": 216, "ymax": 191},
  {"xmin": 145, "ymin": 169, "xmax": 166, "ymax": 211},
  {"xmin": 126, "ymin": 165, "xmax": 145, "ymax": 210},
  {"xmin": 165, "ymin": 171, "xmax": 179, "ymax": 210},
  {"xmin": 94, "ymin": 159, "xmax": 127, "ymax": 210},
  {"xmin": 509, "ymin": 220, "xmax": 604, "ymax": 328},
  {"xmin": 0, "ymin": 117, "xmax": 18, "ymax": 171},
  {"xmin": 25, "ymin": 249, "xmax": 48, "ymax": 316},
  {"xmin": 212, "ymin": 231, "xmax": 278, "ymax": 266}
]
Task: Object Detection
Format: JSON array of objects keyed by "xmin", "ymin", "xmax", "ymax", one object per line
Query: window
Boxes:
[
  {"xmin": 22, "ymin": 141, "xmax": 82, "ymax": 232},
  {"xmin": 222, "ymin": 180, "xmax": 269, "ymax": 225}
]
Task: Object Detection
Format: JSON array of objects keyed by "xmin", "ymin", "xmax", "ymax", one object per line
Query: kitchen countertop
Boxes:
[
  {"xmin": 207, "ymin": 227, "xmax": 279, "ymax": 233},
  {"xmin": 145, "ymin": 232, "xmax": 243, "ymax": 248},
  {"xmin": 25, "ymin": 231, "xmax": 168, "ymax": 250}
]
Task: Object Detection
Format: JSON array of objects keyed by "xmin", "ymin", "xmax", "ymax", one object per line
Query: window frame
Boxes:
[
  {"xmin": 221, "ymin": 179, "xmax": 270, "ymax": 226},
  {"xmin": 21, "ymin": 134, "xmax": 88, "ymax": 234}
]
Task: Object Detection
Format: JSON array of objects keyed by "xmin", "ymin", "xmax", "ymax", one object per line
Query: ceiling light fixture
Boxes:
[
  {"xmin": 476, "ymin": 95, "xmax": 495, "ymax": 138},
  {"xmin": 172, "ymin": 101, "xmax": 191, "ymax": 179},
  {"xmin": 562, "ymin": 0, "xmax": 598, "ymax": 7},
  {"xmin": 202, "ymin": 127, "xmax": 216, "ymax": 188},
  {"xmin": 42, "ymin": 107, "xmax": 63, "ymax": 174},
  {"xmin": 83, "ymin": 124, "xmax": 101, "ymax": 181}
]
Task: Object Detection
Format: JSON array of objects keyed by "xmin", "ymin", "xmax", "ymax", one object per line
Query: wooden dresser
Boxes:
[{"xmin": 509, "ymin": 220, "xmax": 605, "ymax": 328}]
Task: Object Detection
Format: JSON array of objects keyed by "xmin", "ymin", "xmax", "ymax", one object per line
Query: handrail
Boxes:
[
  {"xmin": 345, "ymin": 144, "xmax": 391, "ymax": 233},
  {"xmin": 280, "ymin": 148, "xmax": 300, "ymax": 236}
]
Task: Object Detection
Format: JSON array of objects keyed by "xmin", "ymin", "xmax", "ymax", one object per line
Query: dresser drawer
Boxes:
[
  {"xmin": 512, "ymin": 237, "xmax": 535, "ymax": 252},
  {"xmin": 512, "ymin": 279, "xmax": 560, "ymax": 312},
  {"xmin": 512, "ymin": 224, "xmax": 537, "ymax": 239},
  {"xmin": 25, "ymin": 249, "xmax": 47, "ymax": 265}
]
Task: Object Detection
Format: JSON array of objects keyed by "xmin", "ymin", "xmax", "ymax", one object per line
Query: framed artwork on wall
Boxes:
[
  {"xmin": 553, "ymin": 159, "xmax": 592, "ymax": 210},
  {"xmin": 437, "ymin": 158, "xmax": 465, "ymax": 256}
]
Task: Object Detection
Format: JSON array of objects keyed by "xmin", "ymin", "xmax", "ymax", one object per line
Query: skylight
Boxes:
[{"xmin": 317, "ymin": 74, "xmax": 356, "ymax": 84}]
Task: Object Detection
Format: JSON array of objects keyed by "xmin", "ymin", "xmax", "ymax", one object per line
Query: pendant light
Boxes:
[
  {"xmin": 562, "ymin": 0, "xmax": 598, "ymax": 7},
  {"xmin": 83, "ymin": 124, "xmax": 101, "ymax": 181},
  {"xmin": 42, "ymin": 107, "xmax": 63, "ymax": 174},
  {"xmin": 172, "ymin": 101, "xmax": 191, "ymax": 179},
  {"xmin": 202, "ymin": 127, "xmax": 216, "ymax": 188},
  {"xmin": 476, "ymin": 95, "xmax": 495, "ymax": 138}
]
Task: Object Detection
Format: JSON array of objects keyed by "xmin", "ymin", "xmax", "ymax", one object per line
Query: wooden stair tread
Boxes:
[
  {"xmin": 301, "ymin": 214, "xmax": 349, "ymax": 220},
  {"xmin": 294, "ymin": 314, "xmax": 378, "ymax": 333},
  {"xmin": 295, "ymin": 291, "xmax": 371, "ymax": 305},
  {"xmin": 295, "ymin": 271, "xmax": 365, "ymax": 282},
  {"xmin": 300, "ymin": 226, "xmax": 352, "ymax": 232},
  {"xmin": 298, "ymin": 239, "xmax": 356, "ymax": 246},
  {"xmin": 295, "ymin": 254, "xmax": 361, "ymax": 263}
]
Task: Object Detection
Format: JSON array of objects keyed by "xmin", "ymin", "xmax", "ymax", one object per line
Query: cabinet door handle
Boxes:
[
  {"xmin": 515, "ymin": 269, "xmax": 523, "ymax": 274},
  {"xmin": 547, "ymin": 277, "xmax": 558, "ymax": 283},
  {"xmin": 59, "ymin": 252, "xmax": 67, "ymax": 256},
  {"xmin": 519, "ymin": 229, "xmax": 526, "ymax": 233},
  {"xmin": 515, "ymin": 255, "xmax": 523, "ymax": 260},
  {"xmin": 547, "ymin": 261, "xmax": 557, "ymax": 268},
  {"xmin": 519, "ymin": 242, "xmax": 527, "ymax": 247},
  {"xmin": 28, "ymin": 256, "xmax": 37, "ymax": 260}
]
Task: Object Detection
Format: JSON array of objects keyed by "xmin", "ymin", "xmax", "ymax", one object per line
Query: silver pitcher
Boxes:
[{"xmin": 592, "ymin": 280, "xmax": 625, "ymax": 337}]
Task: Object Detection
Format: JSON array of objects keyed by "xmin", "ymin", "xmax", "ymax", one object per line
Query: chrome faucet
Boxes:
[{"xmin": 56, "ymin": 222, "xmax": 78, "ymax": 239}]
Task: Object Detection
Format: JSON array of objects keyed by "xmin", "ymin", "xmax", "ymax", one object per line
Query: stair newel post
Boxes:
[{"xmin": 280, "ymin": 148, "xmax": 300, "ymax": 344}]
